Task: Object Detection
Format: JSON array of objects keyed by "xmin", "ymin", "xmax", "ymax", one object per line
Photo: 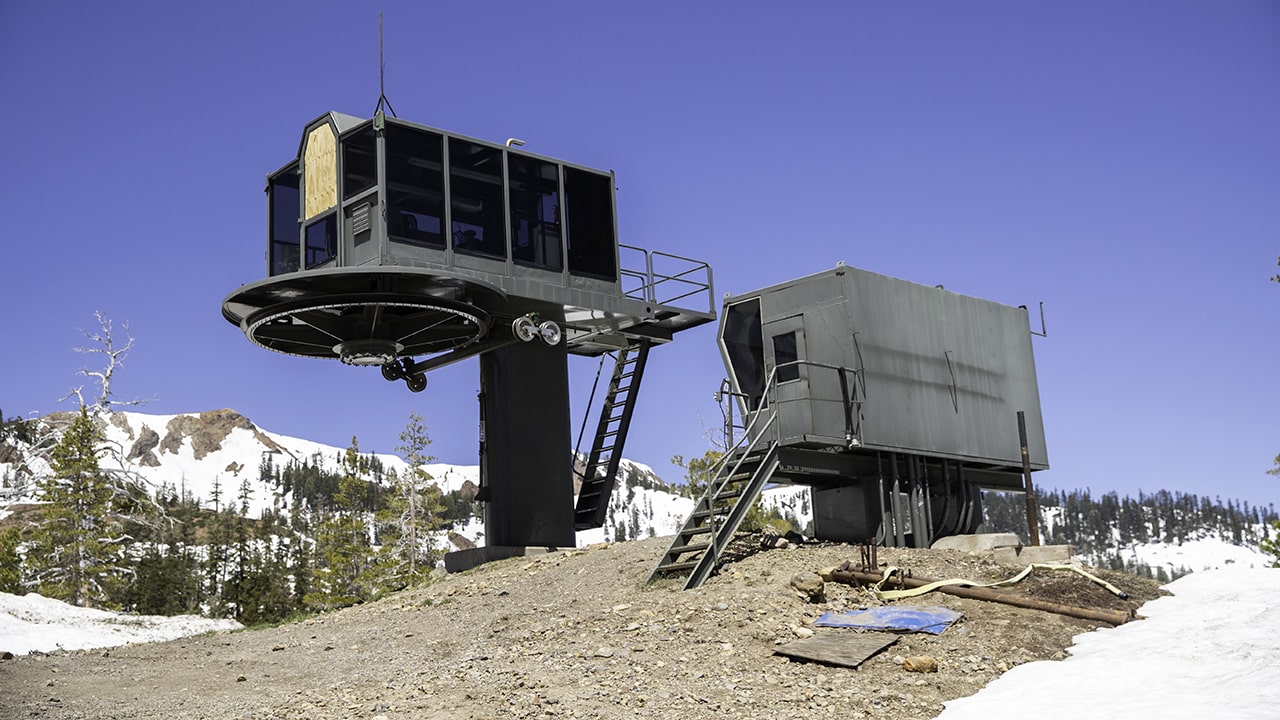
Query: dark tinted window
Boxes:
[
  {"xmin": 342, "ymin": 125, "xmax": 377, "ymax": 200},
  {"xmin": 508, "ymin": 155, "xmax": 562, "ymax": 270},
  {"xmin": 773, "ymin": 332, "xmax": 800, "ymax": 383},
  {"xmin": 564, "ymin": 167, "xmax": 616, "ymax": 279},
  {"xmin": 723, "ymin": 299, "xmax": 765, "ymax": 410},
  {"xmin": 269, "ymin": 165, "xmax": 300, "ymax": 276},
  {"xmin": 385, "ymin": 124, "xmax": 446, "ymax": 248},
  {"xmin": 305, "ymin": 213, "xmax": 336, "ymax": 267},
  {"xmin": 449, "ymin": 138, "xmax": 506, "ymax": 259}
]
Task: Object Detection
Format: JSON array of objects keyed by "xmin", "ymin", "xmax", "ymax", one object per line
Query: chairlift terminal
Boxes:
[{"xmin": 222, "ymin": 111, "xmax": 715, "ymax": 560}]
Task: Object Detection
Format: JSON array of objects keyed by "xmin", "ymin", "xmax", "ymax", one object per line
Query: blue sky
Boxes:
[{"xmin": 2, "ymin": 1, "xmax": 1277, "ymax": 510}]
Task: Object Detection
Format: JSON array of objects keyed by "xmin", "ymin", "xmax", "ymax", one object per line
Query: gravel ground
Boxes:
[{"xmin": 0, "ymin": 536, "xmax": 1162, "ymax": 720}]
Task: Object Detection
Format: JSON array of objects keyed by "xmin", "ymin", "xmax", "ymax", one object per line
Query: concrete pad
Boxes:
[
  {"xmin": 931, "ymin": 533, "xmax": 1022, "ymax": 553},
  {"xmin": 993, "ymin": 544, "xmax": 1073, "ymax": 566},
  {"xmin": 444, "ymin": 545, "xmax": 561, "ymax": 573}
]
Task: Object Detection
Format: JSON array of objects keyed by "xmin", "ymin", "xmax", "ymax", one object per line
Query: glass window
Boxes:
[
  {"xmin": 449, "ymin": 138, "xmax": 506, "ymax": 259},
  {"xmin": 564, "ymin": 167, "xmax": 617, "ymax": 279},
  {"xmin": 305, "ymin": 213, "xmax": 336, "ymax": 267},
  {"xmin": 268, "ymin": 165, "xmax": 300, "ymax": 276},
  {"xmin": 385, "ymin": 123, "xmax": 446, "ymax": 248},
  {"xmin": 723, "ymin": 299, "xmax": 765, "ymax": 410},
  {"xmin": 342, "ymin": 125, "xmax": 376, "ymax": 201},
  {"xmin": 773, "ymin": 332, "xmax": 800, "ymax": 383},
  {"xmin": 508, "ymin": 155, "xmax": 562, "ymax": 271}
]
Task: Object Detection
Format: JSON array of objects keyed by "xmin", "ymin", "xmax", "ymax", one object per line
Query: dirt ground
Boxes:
[{"xmin": 0, "ymin": 536, "xmax": 1162, "ymax": 720}]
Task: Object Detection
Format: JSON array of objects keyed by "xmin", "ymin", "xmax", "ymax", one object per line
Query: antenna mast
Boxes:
[{"xmin": 374, "ymin": 12, "xmax": 397, "ymax": 119}]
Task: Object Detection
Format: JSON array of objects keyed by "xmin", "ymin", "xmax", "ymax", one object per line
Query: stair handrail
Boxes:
[
  {"xmin": 654, "ymin": 361, "xmax": 866, "ymax": 584},
  {"xmin": 571, "ymin": 350, "xmax": 614, "ymax": 483},
  {"xmin": 706, "ymin": 412, "xmax": 777, "ymax": 570},
  {"xmin": 767, "ymin": 359, "xmax": 865, "ymax": 447},
  {"xmin": 719, "ymin": 360, "xmax": 865, "ymax": 450},
  {"xmin": 715, "ymin": 378, "xmax": 750, "ymax": 451}
]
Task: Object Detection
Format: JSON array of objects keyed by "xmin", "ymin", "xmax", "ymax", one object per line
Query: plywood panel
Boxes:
[
  {"xmin": 773, "ymin": 631, "xmax": 897, "ymax": 668},
  {"xmin": 304, "ymin": 123, "xmax": 337, "ymax": 219}
]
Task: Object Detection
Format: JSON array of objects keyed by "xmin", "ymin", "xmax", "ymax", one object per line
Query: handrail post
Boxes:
[
  {"xmin": 837, "ymin": 366, "xmax": 853, "ymax": 445},
  {"xmin": 1018, "ymin": 410, "xmax": 1041, "ymax": 546},
  {"xmin": 645, "ymin": 249, "xmax": 656, "ymax": 303}
]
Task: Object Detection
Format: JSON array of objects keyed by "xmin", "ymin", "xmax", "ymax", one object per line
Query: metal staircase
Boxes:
[
  {"xmin": 648, "ymin": 359, "xmax": 865, "ymax": 589},
  {"xmin": 573, "ymin": 340, "xmax": 653, "ymax": 530},
  {"xmin": 647, "ymin": 410, "xmax": 782, "ymax": 589}
]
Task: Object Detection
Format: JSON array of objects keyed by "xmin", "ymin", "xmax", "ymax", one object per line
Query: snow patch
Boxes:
[
  {"xmin": 0, "ymin": 591, "xmax": 241, "ymax": 656},
  {"xmin": 938, "ymin": 567, "xmax": 1280, "ymax": 719}
]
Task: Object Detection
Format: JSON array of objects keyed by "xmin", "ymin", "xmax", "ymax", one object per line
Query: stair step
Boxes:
[
  {"xmin": 667, "ymin": 541, "xmax": 711, "ymax": 556},
  {"xmin": 655, "ymin": 560, "xmax": 700, "ymax": 573},
  {"xmin": 679, "ymin": 525, "xmax": 714, "ymax": 537},
  {"xmin": 715, "ymin": 489, "xmax": 747, "ymax": 502}
]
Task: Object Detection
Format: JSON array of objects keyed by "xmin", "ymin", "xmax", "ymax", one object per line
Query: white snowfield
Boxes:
[
  {"xmin": 938, "ymin": 566, "xmax": 1280, "ymax": 720},
  {"xmin": 0, "ymin": 591, "xmax": 241, "ymax": 656}
]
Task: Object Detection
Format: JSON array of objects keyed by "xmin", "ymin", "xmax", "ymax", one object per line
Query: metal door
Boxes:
[{"xmin": 763, "ymin": 314, "xmax": 811, "ymax": 445}]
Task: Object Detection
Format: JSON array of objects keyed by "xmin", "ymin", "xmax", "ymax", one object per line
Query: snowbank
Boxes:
[
  {"xmin": 0, "ymin": 592, "xmax": 241, "ymax": 656},
  {"xmin": 938, "ymin": 567, "xmax": 1280, "ymax": 719}
]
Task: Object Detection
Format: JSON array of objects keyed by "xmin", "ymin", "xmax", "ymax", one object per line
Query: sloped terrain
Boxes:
[{"xmin": 0, "ymin": 537, "xmax": 1160, "ymax": 720}]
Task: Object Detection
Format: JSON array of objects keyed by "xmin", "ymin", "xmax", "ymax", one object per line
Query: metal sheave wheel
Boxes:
[
  {"xmin": 538, "ymin": 320, "xmax": 562, "ymax": 346},
  {"xmin": 512, "ymin": 316, "xmax": 538, "ymax": 342}
]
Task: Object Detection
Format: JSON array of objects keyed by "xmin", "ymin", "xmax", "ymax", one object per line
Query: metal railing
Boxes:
[
  {"xmin": 619, "ymin": 244, "xmax": 714, "ymax": 313},
  {"xmin": 718, "ymin": 360, "xmax": 866, "ymax": 450}
]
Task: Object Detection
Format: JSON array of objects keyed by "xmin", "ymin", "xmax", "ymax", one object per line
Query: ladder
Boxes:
[
  {"xmin": 647, "ymin": 414, "xmax": 781, "ymax": 589},
  {"xmin": 573, "ymin": 340, "xmax": 652, "ymax": 530}
]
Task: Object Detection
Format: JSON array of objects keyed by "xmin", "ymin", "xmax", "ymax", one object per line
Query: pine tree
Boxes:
[
  {"xmin": 204, "ymin": 475, "xmax": 233, "ymax": 616},
  {"xmin": 387, "ymin": 413, "xmax": 445, "ymax": 583},
  {"xmin": 305, "ymin": 438, "xmax": 383, "ymax": 610},
  {"xmin": 129, "ymin": 540, "xmax": 199, "ymax": 615},
  {"xmin": 0, "ymin": 525, "xmax": 22, "ymax": 594},
  {"xmin": 1261, "ymin": 520, "xmax": 1280, "ymax": 569},
  {"xmin": 25, "ymin": 408, "xmax": 132, "ymax": 607}
]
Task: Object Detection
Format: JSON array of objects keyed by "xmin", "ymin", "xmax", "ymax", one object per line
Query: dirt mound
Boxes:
[{"xmin": 0, "ymin": 537, "xmax": 1162, "ymax": 720}]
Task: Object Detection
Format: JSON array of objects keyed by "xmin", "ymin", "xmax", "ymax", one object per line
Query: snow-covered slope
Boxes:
[
  {"xmin": 1, "ymin": 409, "xmax": 416, "ymax": 520},
  {"xmin": 0, "ymin": 409, "xmax": 693, "ymax": 549}
]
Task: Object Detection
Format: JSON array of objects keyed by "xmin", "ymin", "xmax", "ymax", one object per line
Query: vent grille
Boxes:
[{"xmin": 352, "ymin": 203, "xmax": 371, "ymax": 235}]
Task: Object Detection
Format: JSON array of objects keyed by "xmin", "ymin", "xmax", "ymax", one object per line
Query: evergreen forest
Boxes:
[
  {"xmin": 982, "ymin": 488, "xmax": 1279, "ymax": 581},
  {"xmin": 0, "ymin": 410, "xmax": 478, "ymax": 626}
]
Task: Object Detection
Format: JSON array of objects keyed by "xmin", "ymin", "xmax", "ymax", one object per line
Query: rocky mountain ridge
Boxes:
[{"xmin": 0, "ymin": 409, "xmax": 691, "ymax": 548}]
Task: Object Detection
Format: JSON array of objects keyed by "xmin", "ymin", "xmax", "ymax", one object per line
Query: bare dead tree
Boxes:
[
  {"xmin": 61, "ymin": 311, "xmax": 152, "ymax": 412},
  {"xmin": 51, "ymin": 313, "xmax": 166, "ymax": 524}
]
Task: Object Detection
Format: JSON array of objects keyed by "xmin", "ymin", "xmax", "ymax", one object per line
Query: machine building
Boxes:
[{"xmin": 653, "ymin": 263, "xmax": 1048, "ymax": 588}]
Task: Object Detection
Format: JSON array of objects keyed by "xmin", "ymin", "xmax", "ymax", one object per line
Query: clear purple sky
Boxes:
[{"xmin": 2, "ymin": 2, "xmax": 1277, "ymax": 510}]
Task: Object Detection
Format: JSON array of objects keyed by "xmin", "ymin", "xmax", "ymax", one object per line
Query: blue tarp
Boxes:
[{"xmin": 814, "ymin": 606, "xmax": 962, "ymax": 635}]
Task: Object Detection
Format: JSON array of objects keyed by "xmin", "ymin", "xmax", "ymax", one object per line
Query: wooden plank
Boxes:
[{"xmin": 773, "ymin": 631, "xmax": 898, "ymax": 669}]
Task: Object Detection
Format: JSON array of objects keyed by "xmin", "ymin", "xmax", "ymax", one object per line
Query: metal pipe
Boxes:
[{"xmin": 829, "ymin": 565, "xmax": 1136, "ymax": 626}]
